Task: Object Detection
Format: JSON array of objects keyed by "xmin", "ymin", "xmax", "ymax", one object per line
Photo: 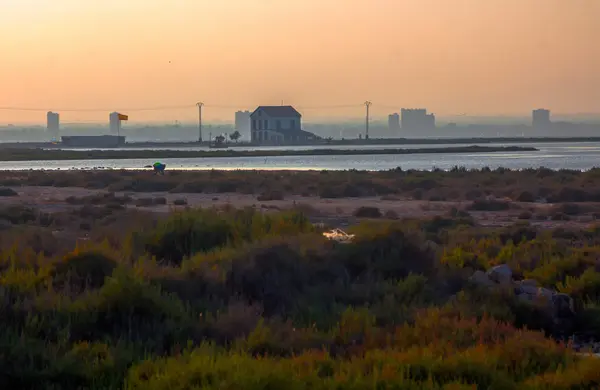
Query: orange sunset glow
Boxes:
[{"xmin": 1, "ymin": 0, "xmax": 599, "ymax": 124}]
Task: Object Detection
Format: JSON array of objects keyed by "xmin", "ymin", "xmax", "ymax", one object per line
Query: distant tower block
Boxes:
[
  {"xmin": 47, "ymin": 111, "xmax": 60, "ymax": 140},
  {"xmin": 109, "ymin": 112, "xmax": 120, "ymax": 134},
  {"xmin": 388, "ymin": 113, "xmax": 400, "ymax": 133},
  {"xmin": 532, "ymin": 109, "xmax": 551, "ymax": 129},
  {"xmin": 109, "ymin": 112, "xmax": 129, "ymax": 134},
  {"xmin": 235, "ymin": 110, "xmax": 251, "ymax": 139}
]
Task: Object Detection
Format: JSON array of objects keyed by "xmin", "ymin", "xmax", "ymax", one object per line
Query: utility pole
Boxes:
[
  {"xmin": 196, "ymin": 102, "xmax": 204, "ymax": 143},
  {"xmin": 364, "ymin": 101, "xmax": 372, "ymax": 140}
]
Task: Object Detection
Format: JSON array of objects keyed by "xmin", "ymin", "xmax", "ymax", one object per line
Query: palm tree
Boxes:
[
  {"xmin": 230, "ymin": 131, "xmax": 241, "ymax": 143},
  {"xmin": 215, "ymin": 134, "xmax": 226, "ymax": 144}
]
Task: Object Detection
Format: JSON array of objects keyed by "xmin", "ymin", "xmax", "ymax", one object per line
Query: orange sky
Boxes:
[{"xmin": 1, "ymin": 0, "xmax": 599, "ymax": 124}]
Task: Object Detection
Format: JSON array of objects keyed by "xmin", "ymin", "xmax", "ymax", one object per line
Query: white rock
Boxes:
[
  {"xmin": 470, "ymin": 270, "xmax": 495, "ymax": 288},
  {"xmin": 553, "ymin": 293, "xmax": 575, "ymax": 313},
  {"xmin": 486, "ymin": 264, "xmax": 513, "ymax": 285},
  {"xmin": 519, "ymin": 284, "xmax": 539, "ymax": 296}
]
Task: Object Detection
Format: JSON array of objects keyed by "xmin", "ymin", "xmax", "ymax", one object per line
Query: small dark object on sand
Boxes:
[{"xmin": 0, "ymin": 187, "xmax": 18, "ymax": 197}]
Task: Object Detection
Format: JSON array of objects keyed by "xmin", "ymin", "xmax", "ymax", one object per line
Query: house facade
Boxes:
[{"xmin": 250, "ymin": 106, "xmax": 317, "ymax": 144}]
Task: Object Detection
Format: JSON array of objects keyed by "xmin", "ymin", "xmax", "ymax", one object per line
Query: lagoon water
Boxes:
[{"xmin": 6, "ymin": 142, "xmax": 600, "ymax": 171}]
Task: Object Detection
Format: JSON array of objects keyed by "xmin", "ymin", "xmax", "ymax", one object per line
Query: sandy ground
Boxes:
[{"xmin": 1, "ymin": 185, "xmax": 597, "ymax": 229}]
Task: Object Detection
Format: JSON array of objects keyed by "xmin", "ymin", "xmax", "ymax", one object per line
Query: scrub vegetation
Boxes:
[
  {"xmin": 3, "ymin": 166, "xmax": 600, "ymax": 204},
  {"xmin": 3, "ymin": 168, "xmax": 600, "ymax": 388},
  {"xmin": 1, "ymin": 195, "xmax": 600, "ymax": 388}
]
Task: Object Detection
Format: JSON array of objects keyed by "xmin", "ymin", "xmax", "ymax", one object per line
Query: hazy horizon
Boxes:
[
  {"xmin": 4, "ymin": 112, "xmax": 600, "ymax": 129},
  {"xmin": 1, "ymin": 0, "xmax": 599, "ymax": 125}
]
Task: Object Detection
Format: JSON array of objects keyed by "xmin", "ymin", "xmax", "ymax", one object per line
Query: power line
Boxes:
[
  {"xmin": 0, "ymin": 103, "xmax": 364, "ymax": 112},
  {"xmin": 204, "ymin": 104, "xmax": 249, "ymax": 109},
  {"xmin": 298, "ymin": 104, "xmax": 362, "ymax": 110},
  {"xmin": 0, "ymin": 105, "xmax": 195, "ymax": 112}
]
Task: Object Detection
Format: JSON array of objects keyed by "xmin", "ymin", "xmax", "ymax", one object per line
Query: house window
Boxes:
[
  {"xmin": 264, "ymin": 120, "xmax": 268, "ymax": 129},
  {"xmin": 276, "ymin": 120, "xmax": 281, "ymax": 130},
  {"xmin": 258, "ymin": 120, "xmax": 262, "ymax": 130},
  {"xmin": 252, "ymin": 120, "xmax": 256, "ymax": 130},
  {"xmin": 290, "ymin": 120, "xmax": 296, "ymax": 130}
]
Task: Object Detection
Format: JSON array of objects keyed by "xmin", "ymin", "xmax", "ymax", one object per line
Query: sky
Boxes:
[{"xmin": 0, "ymin": 0, "xmax": 599, "ymax": 124}]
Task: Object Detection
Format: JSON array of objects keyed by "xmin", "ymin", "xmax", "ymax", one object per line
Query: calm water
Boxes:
[{"xmin": 6, "ymin": 142, "xmax": 600, "ymax": 171}]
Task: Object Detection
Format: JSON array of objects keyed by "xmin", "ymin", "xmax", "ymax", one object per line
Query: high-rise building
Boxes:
[
  {"xmin": 109, "ymin": 112, "xmax": 121, "ymax": 134},
  {"xmin": 235, "ymin": 110, "xmax": 251, "ymax": 139},
  {"xmin": 46, "ymin": 111, "xmax": 60, "ymax": 140},
  {"xmin": 532, "ymin": 109, "xmax": 551, "ymax": 129},
  {"xmin": 388, "ymin": 113, "xmax": 400, "ymax": 133},
  {"xmin": 401, "ymin": 109, "xmax": 436, "ymax": 132}
]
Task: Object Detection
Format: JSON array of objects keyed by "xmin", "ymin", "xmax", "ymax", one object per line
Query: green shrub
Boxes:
[
  {"xmin": 353, "ymin": 206, "xmax": 382, "ymax": 218},
  {"xmin": 517, "ymin": 191, "xmax": 535, "ymax": 202},
  {"xmin": 554, "ymin": 203, "xmax": 582, "ymax": 216},
  {"xmin": 134, "ymin": 208, "xmax": 313, "ymax": 265},
  {"xmin": 518, "ymin": 211, "xmax": 533, "ymax": 220},
  {"xmin": 551, "ymin": 212, "xmax": 570, "ymax": 221},
  {"xmin": 0, "ymin": 205, "xmax": 37, "ymax": 224},
  {"xmin": 51, "ymin": 250, "xmax": 118, "ymax": 291},
  {"xmin": 153, "ymin": 197, "xmax": 167, "ymax": 205}
]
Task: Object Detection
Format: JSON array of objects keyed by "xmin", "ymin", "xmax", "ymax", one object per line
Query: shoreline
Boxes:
[
  {"xmin": 0, "ymin": 136, "xmax": 599, "ymax": 149},
  {"xmin": 0, "ymin": 145, "xmax": 536, "ymax": 162}
]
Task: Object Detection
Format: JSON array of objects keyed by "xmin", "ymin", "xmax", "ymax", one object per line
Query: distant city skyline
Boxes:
[
  {"xmin": 1, "ymin": 0, "xmax": 598, "ymax": 124},
  {"xmin": 2, "ymin": 106, "xmax": 600, "ymax": 143},
  {"xmin": 2, "ymin": 107, "xmax": 600, "ymax": 127}
]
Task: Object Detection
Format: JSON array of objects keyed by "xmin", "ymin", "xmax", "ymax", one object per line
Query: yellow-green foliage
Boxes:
[
  {"xmin": 4, "ymin": 207, "xmax": 600, "ymax": 389},
  {"xmin": 125, "ymin": 315, "xmax": 599, "ymax": 390}
]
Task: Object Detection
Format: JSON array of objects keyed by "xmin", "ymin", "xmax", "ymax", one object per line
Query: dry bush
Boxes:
[
  {"xmin": 518, "ymin": 211, "xmax": 533, "ymax": 220},
  {"xmin": 292, "ymin": 203, "xmax": 320, "ymax": 216},
  {"xmin": 51, "ymin": 250, "xmax": 118, "ymax": 291},
  {"xmin": 173, "ymin": 198, "xmax": 188, "ymax": 206},
  {"xmin": 468, "ymin": 199, "xmax": 511, "ymax": 211},
  {"xmin": 353, "ymin": 206, "xmax": 382, "ymax": 218},
  {"xmin": 257, "ymin": 190, "xmax": 284, "ymax": 201},
  {"xmin": 384, "ymin": 209, "xmax": 399, "ymax": 219}
]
